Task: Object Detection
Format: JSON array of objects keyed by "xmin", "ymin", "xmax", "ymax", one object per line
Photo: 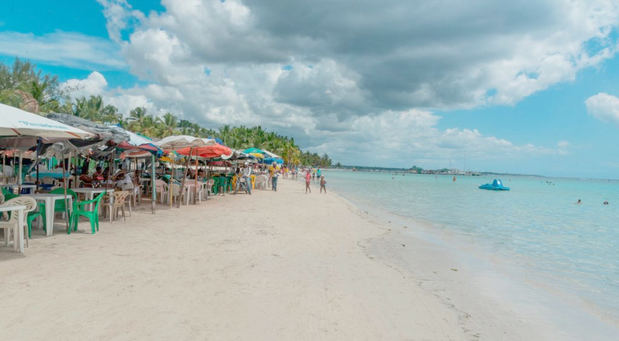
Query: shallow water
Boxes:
[{"xmin": 321, "ymin": 170, "xmax": 619, "ymax": 328}]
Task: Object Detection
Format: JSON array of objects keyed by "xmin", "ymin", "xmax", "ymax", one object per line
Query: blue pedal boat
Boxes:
[{"xmin": 479, "ymin": 179, "xmax": 510, "ymax": 191}]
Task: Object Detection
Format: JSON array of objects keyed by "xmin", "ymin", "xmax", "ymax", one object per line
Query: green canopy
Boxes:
[{"xmin": 242, "ymin": 147, "xmax": 265, "ymax": 154}]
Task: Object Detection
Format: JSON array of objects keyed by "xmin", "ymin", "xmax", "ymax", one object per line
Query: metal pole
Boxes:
[
  {"xmin": 177, "ymin": 149, "xmax": 191, "ymax": 208},
  {"xmin": 18, "ymin": 151, "xmax": 23, "ymax": 193},
  {"xmin": 36, "ymin": 138, "xmax": 41, "ymax": 192},
  {"xmin": 64, "ymin": 152, "xmax": 70, "ymax": 232},
  {"xmin": 194, "ymin": 152, "xmax": 198, "ymax": 204},
  {"xmin": 169, "ymin": 158, "xmax": 173, "ymax": 208},
  {"xmin": 151, "ymin": 154, "xmax": 156, "ymax": 214}
]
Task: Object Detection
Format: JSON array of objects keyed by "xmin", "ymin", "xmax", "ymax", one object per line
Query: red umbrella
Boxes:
[{"xmin": 176, "ymin": 144, "xmax": 232, "ymax": 159}]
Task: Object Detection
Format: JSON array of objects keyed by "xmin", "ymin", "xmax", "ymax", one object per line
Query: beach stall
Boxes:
[
  {"xmin": 109, "ymin": 125, "xmax": 162, "ymax": 214},
  {"xmin": 0, "ymin": 104, "xmax": 93, "ymax": 251},
  {"xmin": 176, "ymin": 143, "xmax": 233, "ymax": 203},
  {"xmin": 155, "ymin": 136, "xmax": 217, "ymax": 207}
]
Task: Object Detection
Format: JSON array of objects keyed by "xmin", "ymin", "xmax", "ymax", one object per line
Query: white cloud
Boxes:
[
  {"xmin": 61, "ymin": 72, "xmax": 108, "ymax": 99},
  {"xmin": 585, "ymin": 92, "xmax": 619, "ymax": 125},
  {"xmin": 0, "ymin": 31, "xmax": 124, "ymax": 70},
  {"xmin": 81, "ymin": 0, "xmax": 619, "ymax": 167}
]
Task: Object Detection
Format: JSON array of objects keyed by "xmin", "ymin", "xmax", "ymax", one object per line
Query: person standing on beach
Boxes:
[
  {"xmin": 271, "ymin": 162, "xmax": 279, "ymax": 191},
  {"xmin": 320, "ymin": 175, "xmax": 326, "ymax": 194},
  {"xmin": 243, "ymin": 162, "xmax": 252, "ymax": 195},
  {"xmin": 305, "ymin": 170, "xmax": 312, "ymax": 193}
]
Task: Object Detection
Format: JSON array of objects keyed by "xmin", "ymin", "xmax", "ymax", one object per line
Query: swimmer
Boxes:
[
  {"xmin": 603, "ymin": 201, "xmax": 609, "ymax": 205},
  {"xmin": 576, "ymin": 199, "xmax": 582, "ymax": 205}
]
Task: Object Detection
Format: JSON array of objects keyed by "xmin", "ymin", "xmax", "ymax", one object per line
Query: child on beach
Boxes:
[
  {"xmin": 305, "ymin": 170, "xmax": 311, "ymax": 193},
  {"xmin": 320, "ymin": 176, "xmax": 326, "ymax": 194}
]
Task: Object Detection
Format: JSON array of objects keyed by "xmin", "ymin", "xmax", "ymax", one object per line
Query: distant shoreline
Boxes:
[{"xmin": 327, "ymin": 167, "xmax": 619, "ymax": 182}]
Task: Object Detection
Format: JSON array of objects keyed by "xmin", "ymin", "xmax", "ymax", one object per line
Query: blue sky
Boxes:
[{"xmin": 1, "ymin": 0, "xmax": 619, "ymax": 179}]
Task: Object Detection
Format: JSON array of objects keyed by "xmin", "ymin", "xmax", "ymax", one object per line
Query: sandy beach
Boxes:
[{"xmin": 1, "ymin": 179, "xmax": 558, "ymax": 340}]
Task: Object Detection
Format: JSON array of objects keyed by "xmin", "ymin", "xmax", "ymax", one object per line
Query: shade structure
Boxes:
[
  {"xmin": 109, "ymin": 124, "xmax": 162, "ymax": 156},
  {"xmin": 155, "ymin": 135, "xmax": 216, "ymax": 150},
  {"xmin": 47, "ymin": 112, "xmax": 128, "ymax": 144},
  {"xmin": 0, "ymin": 103, "xmax": 93, "ymax": 139},
  {"xmin": 176, "ymin": 144, "xmax": 232, "ymax": 159},
  {"xmin": 242, "ymin": 147, "xmax": 265, "ymax": 155},
  {"xmin": 263, "ymin": 149, "xmax": 281, "ymax": 159}
]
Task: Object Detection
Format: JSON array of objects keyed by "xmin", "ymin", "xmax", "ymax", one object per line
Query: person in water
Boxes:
[
  {"xmin": 576, "ymin": 199, "xmax": 582, "ymax": 205},
  {"xmin": 305, "ymin": 170, "xmax": 312, "ymax": 193},
  {"xmin": 320, "ymin": 175, "xmax": 327, "ymax": 194},
  {"xmin": 603, "ymin": 201, "xmax": 609, "ymax": 205}
]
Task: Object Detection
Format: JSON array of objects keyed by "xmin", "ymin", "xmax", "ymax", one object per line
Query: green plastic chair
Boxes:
[
  {"xmin": 1, "ymin": 187, "xmax": 19, "ymax": 201},
  {"xmin": 211, "ymin": 177, "xmax": 220, "ymax": 194},
  {"xmin": 70, "ymin": 191, "xmax": 106, "ymax": 234},
  {"xmin": 50, "ymin": 188, "xmax": 77, "ymax": 229},
  {"xmin": 27, "ymin": 202, "xmax": 46, "ymax": 238}
]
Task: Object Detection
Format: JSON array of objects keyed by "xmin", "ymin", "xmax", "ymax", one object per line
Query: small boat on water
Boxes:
[{"xmin": 479, "ymin": 179, "xmax": 510, "ymax": 191}]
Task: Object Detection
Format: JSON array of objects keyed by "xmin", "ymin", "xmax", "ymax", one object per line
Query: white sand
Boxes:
[{"xmin": 1, "ymin": 179, "xmax": 549, "ymax": 340}]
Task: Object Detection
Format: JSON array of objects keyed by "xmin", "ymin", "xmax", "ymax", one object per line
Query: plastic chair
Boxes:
[
  {"xmin": 1, "ymin": 196, "xmax": 36, "ymax": 247},
  {"xmin": 103, "ymin": 191, "xmax": 130, "ymax": 222},
  {"xmin": 155, "ymin": 179, "xmax": 168, "ymax": 204},
  {"xmin": 50, "ymin": 188, "xmax": 77, "ymax": 226},
  {"xmin": 70, "ymin": 191, "xmax": 106, "ymax": 234},
  {"xmin": 26, "ymin": 201, "xmax": 46, "ymax": 238}
]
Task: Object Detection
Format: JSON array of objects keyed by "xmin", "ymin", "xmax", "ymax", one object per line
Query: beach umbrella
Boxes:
[
  {"xmin": 176, "ymin": 143, "xmax": 232, "ymax": 205},
  {"xmin": 0, "ymin": 103, "xmax": 93, "ymax": 139},
  {"xmin": 109, "ymin": 125, "xmax": 162, "ymax": 156},
  {"xmin": 242, "ymin": 147, "xmax": 265, "ymax": 155},
  {"xmin": 155, "ymin": 135, "xmax": 216, "ymax": 150},
  {"xmin": 176, "ymin": 144, "xmax": 232, "ymax": 159},
  {"xmin": 155, "ymin": 136, "xmax": 215, "ymax": 207}
]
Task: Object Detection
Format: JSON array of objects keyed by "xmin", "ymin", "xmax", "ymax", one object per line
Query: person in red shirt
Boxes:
[{"xmin": 305, "ymin": 169, "xmax": 312, "ymax": 193}]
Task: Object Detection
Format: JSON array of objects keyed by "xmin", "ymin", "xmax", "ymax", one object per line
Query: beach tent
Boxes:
[{"xmin": 0, "ymin": 104, "xmax": 92, "ymax": 139}]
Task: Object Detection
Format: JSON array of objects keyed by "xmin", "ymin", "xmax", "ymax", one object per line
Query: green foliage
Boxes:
[
  {"xmin": 0, "ymin": 58, "xmax": 63, "ymax": 113},
  {"xmin": 0, "ymin": 58, "xmax": 332, "ymax": 167}
]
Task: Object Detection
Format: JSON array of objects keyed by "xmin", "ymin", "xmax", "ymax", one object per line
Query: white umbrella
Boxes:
[
  {"xmin": 263, "ymin": 149, "xmax": 281, "ymax": 159},
  {"xmin": 155, "ymin": 135, "xmax": 215, "ymax": 149},
  {"xmin": 0, "ymin": 103, "xmax": 93, "ymax": 139}
]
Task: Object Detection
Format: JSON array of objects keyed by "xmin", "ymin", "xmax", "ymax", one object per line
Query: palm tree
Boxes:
[{"xmin": 158, "ymin": 113, "xmax": 179, "ymax": 137}]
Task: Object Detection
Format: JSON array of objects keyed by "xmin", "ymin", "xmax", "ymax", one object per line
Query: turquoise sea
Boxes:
[{"xmin": 321, "ymin": 170, "xmax": 619, "ymax": 333}]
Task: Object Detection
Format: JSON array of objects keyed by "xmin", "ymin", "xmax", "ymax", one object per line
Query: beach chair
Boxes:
[
  {"xmin": 103, "ymin": 191, "xmax": 130, "ymax": 222},
  {"xmin": 206, "ymin": 179, "xmax": 214, "ymax": 196},
  {"xmin": 155, "ymin": 180, "xmax": 168, "ymax": 204},
  {"xmin": 26, "ymin": 201, "xmax": 46, "ymax": 238},
  {"xmin": 70, "ymin": 191, "xmax": 106, "ymax": 234},
  {"xmin": 0, "ymin": 196, "xmax": 36, "ymax": 248}
]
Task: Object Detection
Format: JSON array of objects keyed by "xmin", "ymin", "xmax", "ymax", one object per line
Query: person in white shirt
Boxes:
[{"xmin": 242, "ymin": 162, "xmax": 252, "ymax": 195}]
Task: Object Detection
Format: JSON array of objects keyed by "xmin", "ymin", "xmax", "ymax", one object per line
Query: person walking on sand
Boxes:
[
  {"xmin": 320, "ymin": 175, "xmax": 327, "ymax": 194},
  {"xmin": 305, "ymin": 169, "xmax": 312, "ymax": 193}
]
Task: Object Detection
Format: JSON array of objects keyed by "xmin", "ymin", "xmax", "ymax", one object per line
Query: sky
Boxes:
[{"xmin": 1, "ymin": 0, "xmax": 619, "ymax": 178}]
